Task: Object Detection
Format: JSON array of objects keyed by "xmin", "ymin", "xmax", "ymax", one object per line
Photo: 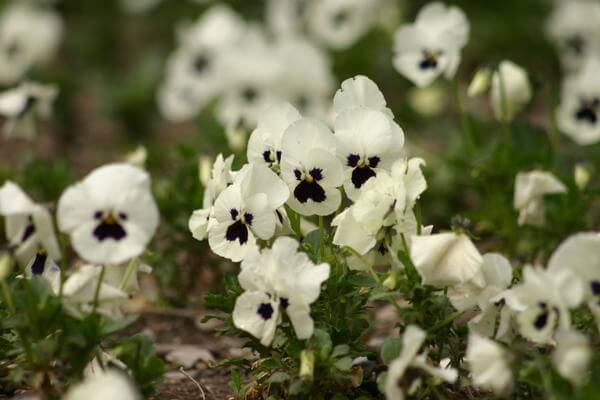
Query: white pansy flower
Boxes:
[
  {"xmin": 247, "ymin": 102, "xmax": 301, "ymax": 170},
  {"xmin": 333, "ymin": 75, "xmax": 392, "ymax": 117},
  {"xmin": 188, "ymin": 154, "xmax": 235, "ymax": 242},
  {"xmin": 233, "ymin": 237, "xmax": 330, "ymax": 346},
  {"xmin": 448, "ymin": 253, "xmax": 512, "ymax": 338},
  {"xmin": 266, "ymin": 0, "xmax": 312, "ymax": 37},
  {"xmin": 393, "ymin": 2, "xmax": 469, "ymax": 87},
  {"xmin": 410, "ymin": 232, "xmax": 482, "ymax": 287},
  {"xmin": 25, "ymin": 255, "xmax": 61, "ymax": 294},
  {"xmin": 513, "ymin": 170, "xmax": 567, "ymax": 227},
  {"xmin": 158, "ymin": 5, "xmax": 244, "ymax": 122},
  {"xmin": 385, "ymin": 325, "xmax": 458, "ymax": 400},
  {"xmin": 103, "ymin": 259, "xmax": 152, "ymax": 295},
  {"xmin": 62, "ymin": 265, "xmax": 128, "ymax": 319},
  {"xmin": 275, "ymin": 36, "xmax": 334, "ymax": 119},
  {"xmin": 0, "ymin": 3, "xmax": 63, "ymax": 85},
  {"xmin": 334, "ymin": 108, "xmax": 403, "ymax": 200},
  {"xmin": 280, "ymin": 118, "xmax": 344, "ymax": 216},
  {"xmin": 500, "ymin": 266, "xmax": 583, "ymax": 345},
  {"xmin": 0, "ymin": 82, "xmax": 57, "ymax": 139},
  {"xmin": 333, "ymin": 75, "xmax": 404, "ymax": 148},
  {"xmin": 333, "ymin": 158, "xmax": 427, "ymax": 266},
  {"xmin": 556, "ymin": 57, "xmax": 600, "ymax": 145},
  {"xmin": 552, "ymin": 329, "xmax": 591, "ymax": 386},
  {"xmin": 0, "ymin": 181, "xmax": 61, "ymax": 267},
  {"xmin": 307, "ymin": 0, "xmax": 378, "ymax": 50},
  {"xmin": 545, "ymin": 0, "xmax": 600, "ymax": 72},
  {"xmin": 215, "ymin": 28, "xmax": 281, "ymax": 131},
  {"xmin": 547, "ymin": 233, "xmax": 600, "ymax": 319},
  {"xmin": 57, "ymin": 164, "xmax": 159, "ymax": 265},
  {"xmin": 465, "ymin": 334, "xmax": 513, "ymax": 396},
  {"xmin": 208, "ymin": 164, "xmax": 289, "ymax": 262},
  {"xmin": 64, "ymin": 368, "xmax": 140, "ymax": 400},
  {"xmin": 490, "ymin": 60, "xmax": 532, "ymax": 122}
]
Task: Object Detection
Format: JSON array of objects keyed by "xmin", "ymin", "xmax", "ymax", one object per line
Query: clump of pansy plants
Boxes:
[
  {"xmin": 0, "ymin": 164, "xmax": 164, "ymax": 398},
  {"xmin": 190, "ymin": 75, "xmax": 600, "ymax": 398},
  {"xmin": 1, "ymin": 0, "xmax": 600, "ymax": 399}
]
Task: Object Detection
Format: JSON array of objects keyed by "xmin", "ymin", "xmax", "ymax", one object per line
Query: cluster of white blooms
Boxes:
[
  {"xmin": 266, "ymin": 0, "xmax": 392, "ymax": 50},
  {"xmin": 547, "ymin": 1, "xmax": 600, "ymax": 145},
  {"xmin": 188, "ymin": 75, "xmax": 432, "ymax": 345},
  {"xmin": 158, "ymin": 4, "xmax": 335, "ymax": 133},
  {"xmin": 0, "ymin": 164, "xmax": 159, "ymax": 320},
  {"xmin": 0, "ymin": 1, "xmax": 63, "ymax": 139}
]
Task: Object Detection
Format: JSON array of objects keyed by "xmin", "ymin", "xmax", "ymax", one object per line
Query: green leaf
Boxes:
[
  {"xmin": 268, "ymin": 371, "xmax": 290, "ymax": 383},
  {"xmin": 313, "ymin": 329, "xmax": 332, "ymax": 359},
  {"xmin": 380, "ymin": 337, "xmax": 402, "ymax": 365},
  {"xmin": 333, "ymin": 356, "xmax": 352, "ymax": 371},
  {"xmin": 376, "ymin": 371, "xmax": 387, "ymax": 394},
  {"xmin": 331, "ymin": 344, "xmax": 350, "ymax": 358},
  {"xmin": 101, "ymin": 315, "xmax": 138, "ymax": 335},
  {"xmin": 284, "ymin": 204, "xmax": 302, "ymax": 238},
  {"xmin": 397, "ymin": 250, "xmax": 421, "ymax": 286}
]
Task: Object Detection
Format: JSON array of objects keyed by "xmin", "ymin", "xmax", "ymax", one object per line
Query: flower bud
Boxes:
[
  {"xmin": 225, "ymin": 125, "xmax": 247, "ymax": 153},
  {"xmin": 467, "ymin": 68, "xmax": 491, "ymax": 98},
  {"xmin": 124, "ymin": 145, "xmax": 147, "ymax": 168},
  {"xmin": 299, "ymin": 350, "xmax": 315, "ymax": 381},
  {"xmin": 408, "ymin": 86, "xmax": 446, "ymax": 117},
  {"xmin": 0, "ymin": 253, "xmax": 13, "ymax": 281},
  {"xmin": 574, "ymin": 164, "xmax": 591, "ymax": 190},
  {"xmin": 198, "ymin": 154, "xmax": 212, "ymax": 186},
  {"xmin": 383, "ymin": 272, "xmax": 397, "ymax": 290}
]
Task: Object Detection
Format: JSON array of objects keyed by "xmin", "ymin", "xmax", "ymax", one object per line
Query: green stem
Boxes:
[
  {"xmin": 427, "ymin": 310, "xmax": 464, "ymax": 334},
  {"xmin": 344, "ymin": 246, "xmax": 403, "ymax": 313},
  {"xmin": 453, "ymin": 79, "xmax": 476, "ymax": 156},
  {"xmin": 2, "ymin": 282, "xmax": 35, "ymax": 366},
  {"xmin": 92, "ymin": 265, "xmax": 107, "ymax": 314},
  {"xmin": 1, "ymin": 281, "xmax": 15, "ymax": 313},
  {"xmin": 118, "ymin": 259, "xmax": 137, "ymax": 291},
  {"xmin": 400, "ymin": 233, "xmax": 410, "ymax": 253},
  {"xmin": 318, "ymin": 216, "xmax": 325, "ymax": 261}
]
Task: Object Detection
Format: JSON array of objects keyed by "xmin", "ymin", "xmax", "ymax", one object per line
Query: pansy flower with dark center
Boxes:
[
  {"xmin": 157, "ymin": 5, "xmax": 245, "ymax": 122},
  {"xmin": 0, "ymin": 81, "xmax": 58, "ymax": 139},
  {"xmin": 548, "ymin": 233, "xmax": 600, "ymax": 322},
  {"xmin": 0, "ymin": 181, "xmax": 61, "ymax": 267},
  {"xmin": 233, "ymin": 237, "xmax": 330, "ymax": 346},
  {"xmin": 334, "ymin": 108, "xmax": 403, "ymax": 200},
  {"xmin": 24, "ymin": 249, "xmax": 61, "ymax": 294},
  {"xmin": 0, "ymin": 3, "xmax": 63, "ymax": 86},
  {"xmin": 214, "ymin": 26, "xmax": 281, "ymax": 131},
  {"xmin": 57, "ymin": 163, "xmax": 159, "ymax": 265},
  {"xmin": 208, "ymin": 163, "xmax": 289, "ymax": 262},
  {"xmin": 247, "ymin": 102, "xmax": 301, "ymax": 170},
  {"xmin": 393, "ymin": 2, "xmax": 469, "ymax": 87},
  {"xmin": 385, "ymin": 325, "xmax": 457, "ymax": 399},
  {"xmin": 275, "ymin": 36, "xmax": 335, "ymax": 121},
  {"xmin": 189, "ymin": 154, "xmax": 235, "ymax": 242},
  {"xmin": 557, "ymin": 57, "xmax": 600, "ymax": 145},
  {"xmin": 545, "ymin": 0, "xmax": 600, "ymax": 71},
  {"xmin": 501, "ymin": 266, "xmax": 583, "ymax": 345},
  {"xmin": 307, "ymin": 0, "xmax": 379, "ymax": 50},
  {"xmin": 281, "ymin": 118, "xmax": 344, "ymax": 216}
]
